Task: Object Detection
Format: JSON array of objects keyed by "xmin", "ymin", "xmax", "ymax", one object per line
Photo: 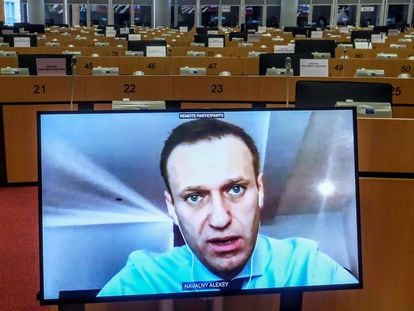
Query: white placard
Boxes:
[
  {"xmin": 258, "ymin": 26, "xmax": 266, "ymax": 33},
  {"xmin": 207, "ymin": 30, "xmax": 219, "ymax": 35},
  {"xmin": 106, "ymin": 26, "xmax": 114, "ymax": 30},
  {"xmin": 388, "ymin": 29, "xmax": 399, "ymax": 36},
  {"xmin": 274, "ymin": 44, "xmax": 295, "ymax": 54},
  {"xmin": 14, "ymin": 37, "xmax": 31, "ymax": 47},
  {"xmin": 179, "ymin": 26, "xmax": 188, "ymax": 32},
  {"xmin": 36, "ymin": 58, "xmax": 67, "ymax": 76},
  {"xmin": 354, "ymin": 41, "xmax": 371, "ymax": 49},
  {"xmin": 222, "ymin": 5, "xmax": 231, "ymax": 13},
  {"xmin": 300, "ymin": 59, "xmax": 329, "ymax": 77},
  {"xmin": 311, "ymin": 31, "xmax": 323, "ymax": 38},
  {"xmin": 146, "ymin": 46, "xmax": 167, "ymax": 57},
  {"xmin": 120, "ymin": 27, "xmax": 130, "ymax": 34},
  {"xmin": 371, "ymin": 34, "xmax": 385, "ymax": 43},
  {"xmin": 339, "ymin": 27, "xmax": 349, "ymax": 34},
  {"xmin": 105, "ymin": 29, "xmax": 116, "ymax": 37},
  {"xmin": 361, "ymin": 6, "xmax": 374, "ymax": 12},
  {"xmin": 128, "ymin": 34, "xmax": 141, "ymax": 41},
  {"xmin": 247, "ymin": 33, "xmax": 261, "ymax": 42},
  {"xmin": 208, "ymin": 37, "xmax": 224, "ymax": 48}
]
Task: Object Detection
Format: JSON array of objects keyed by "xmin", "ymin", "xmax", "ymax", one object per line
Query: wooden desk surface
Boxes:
[{"xmin": 0, "ymin": 75, "xmax": 414, "ymax": 105}]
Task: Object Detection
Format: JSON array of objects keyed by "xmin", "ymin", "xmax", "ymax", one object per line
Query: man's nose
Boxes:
[{"xmin": 208, "ymin": 194, "xmax": 232, "ymax": 229}]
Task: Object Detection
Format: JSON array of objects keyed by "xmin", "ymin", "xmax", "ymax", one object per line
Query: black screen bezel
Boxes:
[{"xmin": 37, "ymin": 107, "xmax": 363, "ymax": 305}]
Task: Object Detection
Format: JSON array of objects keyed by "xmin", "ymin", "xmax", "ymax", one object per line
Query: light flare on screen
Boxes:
[
  {"xmin": 318, "ymin": 180, "xmax": 335, "ymax": 197},
  {"xmin": 42, "ymin": 136, "xmax": 170, "ymax": 227}
]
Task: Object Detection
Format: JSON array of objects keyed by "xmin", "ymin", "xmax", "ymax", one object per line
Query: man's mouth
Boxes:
[{"xmin": 207, "ymin": 236, "xmax": 242, "ymax": 253}]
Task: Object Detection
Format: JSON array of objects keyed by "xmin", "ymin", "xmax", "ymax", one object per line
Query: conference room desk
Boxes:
[
  {"xmin": 1, "ymin": 75, "xmax": 414, "ymax": 184},
  {"xmin": 329, "ymin": 58, "xmax": 414, "ymax": 77}
]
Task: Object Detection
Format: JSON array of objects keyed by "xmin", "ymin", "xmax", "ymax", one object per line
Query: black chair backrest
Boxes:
[{"xmin": 295, "ymin": 81, "xmax": 393, "ymax": 108}]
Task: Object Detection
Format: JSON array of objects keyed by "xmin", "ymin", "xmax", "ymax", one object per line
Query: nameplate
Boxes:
[
  {"xmin": 300, "ymin": 59, "xmax": 329, "ymax": 77},
  {"xmin": 146, "ymin": 46, "xmax": 167, "ymax": 57},
  {"xmin": 207, "ymin": 30, "xmax": 219, "ymax": 35},
  {"xmin": 258, "ymin": 26, "xmax": 266, "ymax": 33},
  {"xmin": 339, "ymin": 27, "xmax": 349, "ymax": 34},
  {"xmin": 371, "ymin": 34, "xmax": 385, "ymax": 43},
  {"xmin": 208, "ymin": 37, "xmax": 224, "ymax": 48},
  {"xmin": 179, "ymin": 26, "xmax": 188, "ymax": 32},
  {"xmin": 311, "ymin": 31, "xmax": 323, "ymax": 38},
  {"xmin": 274, "ymin": 44, "xmax": 295, "ymax": 54},
  {"xmin": 36, "ymin": 58, "xmax": 67, "ymax": 76},
  {"xmin": 247, "ymin": 33, "xmax": 261, "ymax": 42},
  {"xmin": 128, "ymin": 34, "xmax": 141, "ymax": 41},
  {"xmin": 388, "ymin": 29, "xmax": 399, "ymax": 36},
  {"xmin": 14, "ymin": 37, "xmax": 31, "ymax": 47},
  {"xmin": 105, "ymin": 30, "xmax": 116, "ymax": 37},
  {"xmin": 354, "ymin": 41, "xmax": 371, "ymax": 49},
  {"xmin": 120, "ymin": 28, "xmax": 130, "ymax": 35}
]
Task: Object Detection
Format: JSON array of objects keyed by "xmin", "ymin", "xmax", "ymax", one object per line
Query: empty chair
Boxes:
[{"xmin": 295, "ymin": 81, "xmax": 393, "ymax": 108}]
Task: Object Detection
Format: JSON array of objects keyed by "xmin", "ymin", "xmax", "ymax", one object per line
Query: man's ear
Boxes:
[
  {"xmin": 257, "ymin": 173, "xmax": 264, "ymax": 210},
  {"xmin": 165, "ymin": 190, "xmax": 179, "ymax": 225}
]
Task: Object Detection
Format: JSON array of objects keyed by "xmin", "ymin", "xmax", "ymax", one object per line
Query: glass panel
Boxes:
[
  {"xmin": 45, "ymin": 4, "xmax": 64, "ymax": 25},
  {"xmin": 20, "ymin": 3, "xmax": 28, "ymax": 23},
  {"xmin": 134, "ymin": 5, "xmax": 151, "ymax": 27},
  {"xmin": 222, "ymin": 5, "xmax": 239, "ymax": 27},
  {"xmin": 178, "ymin": 5, "xmax": 195, "ymax": 28},
  {"xmin": 266, "ymin": 5, "xmax": 280, "ymax": 27},
  {"xmin": 245, "ymin": 6, "xmax": 263, "ymax": 26},
  {"xmin": 114, "ymin": 4, "xmax": 131, "ymax": 27},
  {"xmin": 201, "ymin": 5, "xmax": 218, "ymax": 27},
  {"xmin": 312, "ymin": 5, "xmax": 330, "ymax": 27},
  {"xmin": 91, "ymin": 4, "xmax": 108, "ymax": 26},
  {"xmin": 387, "ymin": 4, "xmax": 408, "ymax": 27},
  {"xmin": 5, "ymin": 1, "xmax": 16, "ymax": 25},
  {"xmin": 297, "ymin": 4, "xmax": 309, "ymax": 26},
  {"xmin": 360, "ymin": 5, "xmax": 380, "ymax": 27},
  {"xmin": 337, "ymin": 5, "xmax": 356, "ymax": 26}
]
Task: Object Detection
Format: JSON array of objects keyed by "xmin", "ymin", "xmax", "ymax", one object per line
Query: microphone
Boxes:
[{"xmin": 285, "ymin": 56, "xmax": 292, "ymax": 75}]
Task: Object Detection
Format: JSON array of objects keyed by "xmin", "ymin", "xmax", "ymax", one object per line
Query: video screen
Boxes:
[{"xmin": 38, "ymin": 109, "xmax": 362, "ymax": 304}]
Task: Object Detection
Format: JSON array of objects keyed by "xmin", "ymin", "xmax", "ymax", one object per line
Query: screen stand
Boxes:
[
  {"xmin": 279, "ymin": 292, "xmax": 303, "ymax": 311},
  {"xmin": 58, "ymin": 303, "xmax": 85, "ymax": 311}
]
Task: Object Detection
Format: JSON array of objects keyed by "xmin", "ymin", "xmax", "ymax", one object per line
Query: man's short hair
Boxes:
[{"xmin": 160, "ymin": 118, "xmax": 260, "ymax": 193}]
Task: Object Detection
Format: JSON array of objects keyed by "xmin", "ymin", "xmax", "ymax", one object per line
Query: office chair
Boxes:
[{"xmin": 295, "ymin": 81, "xmax": 393, "ymax": 108}]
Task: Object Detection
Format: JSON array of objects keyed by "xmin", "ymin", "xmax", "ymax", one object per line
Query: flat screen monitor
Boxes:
[
  {"xmin": 196, "ymin": 27, "xmax": 218, "ymax": 35},
  {"xmin": 194, "ymin": 34, "xmax": 226, "ymax": 47},
  {"xmin": 350, "ymin": 30, "xmax": 373, "ymax": 43},
  {"xmin": 13, "ymin": 22, "xmax": 45, "ymax": 33},
  {"xmin": 229, "ymin": 32, "xmax": 247, "ymax": 41},
  {"xmin": 2, "ymin": 34, "xmax": 37, "ymax": 46},
  {"xmin": 283, "ymin": 27, "xmax": 315, "ymax": 37},
  {"xmin": 295, "ymin": 39, "xmax": 335, "ymax": 58},
  {"xmin": 18, "ymin": 54, "xmax": 73, "ymax": 75},
  {"xmin": 37, "ymin": 108, "xmax": 362, "ymax": 307},
  {"xmin": 127, "ymin": 40, "xmax": 167, "ymax": 56},
  {"xmin": 258, "ymin": 53, "xmax": 312, "ymax": 76}
]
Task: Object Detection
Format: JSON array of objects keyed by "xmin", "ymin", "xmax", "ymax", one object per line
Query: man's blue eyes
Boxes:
[
  {"xmin": 185, "ymin": 185, "xmax": 245, "ymax": 203},
  {"xmin": 229, "ymin": 185, "xmax": 243, "ymax": 195},
  {"xmin": 188, "ymin": 194, "xmax": 201, "ymax": 202}
]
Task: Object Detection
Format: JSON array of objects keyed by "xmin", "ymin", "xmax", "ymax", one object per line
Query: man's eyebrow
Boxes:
[
  {"xmin": 220, "ymin": 177, "xmax": 249, "ymax": 189},
  {"xmin": 178, "ymin": 186, "xmax": 208, "ymax": 196}
]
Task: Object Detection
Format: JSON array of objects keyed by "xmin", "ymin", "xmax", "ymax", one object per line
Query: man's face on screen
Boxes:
[{"xmin": 164, "ymin": 135, "xmax": 263, "ymax": 280}]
